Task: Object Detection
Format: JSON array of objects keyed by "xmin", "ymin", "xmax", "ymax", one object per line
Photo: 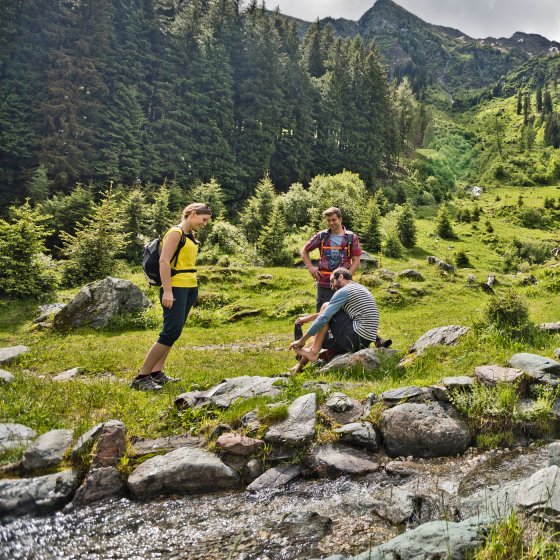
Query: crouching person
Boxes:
[{"xmin": 289, "ymin": 267, "xmax": 379, "ymax": 373}]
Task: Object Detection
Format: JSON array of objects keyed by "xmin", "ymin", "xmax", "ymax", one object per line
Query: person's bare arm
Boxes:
[
  {"xmin": 159, "ymin": 230, "xmax": 182, "ymax": 308},
  {"xmin": 301, "ymin": 245, "xmax": 321, "ymax": 281},
  {"xmin": 349, "ymin": 255, "xmax": 361, "ymax": 275}
]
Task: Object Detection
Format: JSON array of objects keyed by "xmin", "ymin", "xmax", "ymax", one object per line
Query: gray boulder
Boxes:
[
  {"xmin": 380, "ymin": 402, "xmax": 471, "ymax": 458},
  {"xmin": 540, "ymin": 322, "xmax": 560, "ymax": 333},
  {"xmin": 369, "ymin": 486, "xmax": 416, "ymax": 525},
  {"xmin": 90, "ymin": 420, "xmax": 126, "ymax": 468},
  {"xmin": 246, "ymin": 464, "xmax": 301, "ymax": 492},
  {"xmin": 324, "ymin": 515, "xmax": 488, "ymax": 560},
  {"xmin": 334, "ymin": 422, "xmax": 378, "ymax": 451},
  {"xmin": 441, "ymin": 376, "xmax": 475, "ymax": 389},
  {"xmin": 53, "ymin": 277, "xmax": 151, "ymax": 330},
  {"xmin": 517, "ymin": 465, "xmax": 560, "ymax": 523},
  {"xmin": 409, "ymin": 325, "xmax": 469, "ymax": 355},
  {"xmin": 508, "ymin": 353, "xmax": 560, "ymax": 383},
  {"xmin": 0, "ymin": 470, "xmax": 80, "ymax": 519},
  {"xmin": 175, "ymin": 376, "xmax": 285, "ymax": 409},
  {"xmin": 304, "ymin": 444, "xmax": 379, "ymax": 477},
  {"xmin": 318, "ymin": 348, "xmax": 380, "ymax": 374},
  {"xmin": 0, "ymin": 423, "xmax": 36, "ymax": 452},
  {"xmin": 380, "ymin": 385, "xmax": 424, "ymax": 404},
  {"xmin": 216, "ymin": 433, "xmax": 263, "ymax": 456},
  {"xmin": 71, "ymin": 423, "xmax": 105, "ymax": 462},
  {"xmin": 69, "ymin": 466, "xmax": 125, "ymax": 507},
  {"xmin": 427, "ymin": 255, "xmax": 455, "ymax": 273},
  {"xmin": 130, "ymin": 435, "xmax": 202, "ymax": 458},
  {"xmin": 549, "ymin": 442, "xmax": 560, "ymax": 467},
  {"xmin": 0, "ymin": 345, "xmax": 30, "ymax": 365},
  {"xmin": 461, "ymin": 479, "xmax": 522, "ymax": 521},
  {"xmin": 265, "ymin": 393, "xmax": 317, "ymax": 445},
  {"xmin": 0, "ymin": 369, "xmax": 15, "ymax": 384},
  {"xmin": 474, "ymin": 365, "xmax": 525, "ymax": 386},
  {"xmin": 21, "ymin": 429, "xmax": 73, "ymax": 473},
  {"xmin": 52, "ymin": 367, "xmax": 82, "ymax": 381},
  {"xmin": 127, "ymin": 446, "xmax": 241, "ymax": 498},
  {"xmin": 399, "ymin": 269, "xmax": 425, "ymax": 281}
]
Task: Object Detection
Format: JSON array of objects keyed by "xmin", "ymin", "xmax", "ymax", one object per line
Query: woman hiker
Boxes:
[{"xmin": 131, "ymin": 203, "xmax": 212, "ymax": 391}]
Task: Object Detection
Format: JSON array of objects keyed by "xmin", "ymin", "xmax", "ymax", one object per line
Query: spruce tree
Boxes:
[
  {"xmin": 150, "ymin": 183, "xmax": 173, "ymax": 237},
  {"xmin": 516, "ymin": 90, "xmax": 522, "ymax": 115},
  {"xmin": 257, "ymin": 199, "xmax": 291, "ymax": 265},
  {"xmin": 382, "ymin": 229, "xmax": 403, "ymax": 259},
  {"xmin": 359, "ymin": 199, "xmax": 382, "ymax": 253},
  {"xmin": 0, "ymin": 200, "xmax": 58, "ymax": 298},
  {"xmin": 122, "ymin": 189, "xmax": 149, "ymax": 264},
  {"xmin": 543, "ymin": 90, "xmax": 553, "ymax": 115},
  {"xmin": 536, "ymin": 87, "xmax": 543, "ymax": 113},
  {"xmin": 61, "ymin": 188, "xmax": 128, "ymax": 285},
  {"xmin": 435, "ymin": 205, "xmax": 455, "ymax": 240},
  {"xmin": 395, "ymin": 203, "xmax": 417, "ymax": 249},
  {"xmin": 26, "ymin": 164, "xmax": 51, "ymax": 203},
  {"xmin": 240, "ymin": 177, "xmax": 276, "ymax": 244}
]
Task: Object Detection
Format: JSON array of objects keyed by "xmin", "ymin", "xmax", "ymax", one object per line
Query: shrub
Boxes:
[
  {"xmin": 0, "ymin": 200, "xmax": 59, "ymax": 299},
  {"xmin": 395, "ymin": 203, "xmax": 417, "ymax": 249},
  {"xmin": 483, "ymin": 290, "xmax": 532, "ymax": 336},
  {"xmin": 240, "ymin": 177, "xmax": 276, "ymax": 244},
  {"xmin": 205, "ymin": 220, "xmax": 247, "ymax": 256},
  {"xmin": 61, "ymin": 189, "xmax": 128, "ymax": 286},
  {"xmin": 280, "ymin": 183, "xmax": 313, "ymax": 227},
  {"xmin": 455, "ymin": 250, "xmax": 471, "ymax": 268},
  {"xmin": 382, "ymin": 229, "xmax": 404, "ymax": 259},
  {"xmin": 435, "ymin": 204, "xmax": 456, "ymax": 239}
]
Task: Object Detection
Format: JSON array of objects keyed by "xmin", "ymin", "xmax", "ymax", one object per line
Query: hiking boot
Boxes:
[
  {"xmin": 375, "ymin": 336, "xmax": 392, "ymax": 349},
  {"xmin": 151, "ymin": 371, "xmax": 180, "ymax": 385},
  {"xmin": 131, "ymin": 375, "xmax": 162, "ymax": 391}
]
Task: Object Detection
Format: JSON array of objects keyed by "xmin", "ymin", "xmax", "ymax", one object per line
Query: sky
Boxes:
[{"xmin": 270, "ymin": 0, "xmax": 560, "ymax": 43}]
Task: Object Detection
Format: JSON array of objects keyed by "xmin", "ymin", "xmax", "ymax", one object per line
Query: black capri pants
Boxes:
[{"xmin": 157, "ymin": 286, "xmax": 198, "ymax": 347}]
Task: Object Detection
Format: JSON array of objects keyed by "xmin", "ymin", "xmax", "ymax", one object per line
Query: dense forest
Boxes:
[{"xmin": 0, "ymin": 0, "xmax": 427, "ymax": 208}]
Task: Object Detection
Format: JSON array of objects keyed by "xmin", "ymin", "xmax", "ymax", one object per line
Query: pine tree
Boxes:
[
  {"xmin": 122, "ymin": 189, "xmax": 149, "ymax": 264},
  {"xmin": 189, "ymin": 179, "xmax": 226, "ymax": 219},
  {"xmin": 61, "ymin": 188, "xmax": 128, "ymax": 285},
  {"xmin": 301, "ymin": 20, "xmax": 326, "ymax": 78},
  {"xmin": 543, "ymin": 90, "xmax": 553, "ymax": 115},
  {"xmin": 374, "ymin": 189, "xmax": 390, "ymax": 216},
  {"xmin": 395, "ymin": 203, "xmax": 417, "ymax": 249},
  {"xmin": 536, "ymin": 87, "xmax": 543, "ymax": 113},
  {"xmin": 382, "ymin": 229, "xmax": 403, "ymax": 259},
  {"xmin": 240, "ymin": 176, "xmax": 276, "ymax": 244},
  {"xmin": 435, "ymin": 205, "xmax": 455, "ymax": 239},
  {"xmin": 516, "ymin": 90, "xmax": 522, "ymax": 115},
  {"xmin": 150, "ymin": 183, "xmax": 173, "ymax": 237},
  {"xmin": 0, "ymin": 200, "xmax": 58, "ymax": 298},
  {"xmin": 359, "ymin": 199, "xmax": 382, "ymax": 253},
  {"xmin": 257, "ymin": 198, "xmax": 291, "ymax": 265},
  {"xmin": 26, "ymin": 164, "xmax": 52, "ymax": 203}
]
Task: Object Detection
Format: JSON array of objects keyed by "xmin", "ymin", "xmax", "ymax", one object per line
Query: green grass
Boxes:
[{"xmin": 2, "ymin": 189, "xmax": 560, "ymax": 460}]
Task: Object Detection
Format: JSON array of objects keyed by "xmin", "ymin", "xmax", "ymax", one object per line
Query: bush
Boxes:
[
  {"xmin": 205, "ymin": 220, "xmax": 247, "ymax": 256},
  {"xmin": 455, "ymin": 249, "xmax": 471, "ymax": 268},
  {"xmin": 395, "ymin": 203, "xmax": 417, "ymax": 249},
  {"xmin": 0, "ymin": 201, "xmax": 59, "ymax": 299},
  {"xmin": 435, "ymin": 204, "xmax": 456, "ymax": 239},
  {"xmin": 382, "ymin": 229, "xmax": 404, "ymax": 259},
  {"xmin": 240, "ymin": 177, "xmax": 276, "ymax": 244},
  {"xmin": 280, "ymin": 183, "xmax": 313, "ymax": 227},
  {"xmin": 483, "ymin": 290, "xmax": 532, "ymax": 335}
]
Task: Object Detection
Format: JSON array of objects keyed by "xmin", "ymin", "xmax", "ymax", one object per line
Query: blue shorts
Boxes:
[{"xmin": 157, "ymin": 286, "xmax": 198, "ymax": 347}]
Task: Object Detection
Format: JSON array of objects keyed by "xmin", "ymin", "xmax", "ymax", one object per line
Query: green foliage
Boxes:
[
  {"xmin": 239, "ymin": 177, "xmax": 276, "ymax": 245},
  {"xmin": 359, "ymin": 199, "xmax": 382, "ymax": 253},
  {"xmin": 149, "ymin": 184, "xmax": 174, "ymax": 237},
  {"xmin": 257, "ymin": 199, "xmax": 292, "ymax": 266},
  {"xmin": 121, "ymin": 189, "xmax": 149, "ymax": 264},
  {"xmin": 482, "ymin": 290, "xmax": 533, "ymax": 336},
  {"xmin": 501, "ymin": 238, "xmax": 553, "ymax": 272},
  {"xmin": 188, "ymin": 179, "xmax": 226, "ymax": 219},
  {"xmin": 204, "ymin": 220, "xmax": 247, "ymax": 257},
  {"xmin": 395, "ymin": 203, "xmax": 417, "ymax": 248},
  {"xmin": 435, "ymin": 204, "xmax": 456, "ymax": 239},
  {"xmin": 60, "ymin": 189, "xmax": 128, "ymax": 286},
  {"xmin": 307, "ymin": 171, "xmax": 367, "ymax": 230},
  {"xmin": 280, "ymin": 183, "xmax": 313, "ymax": 228},
  {"xmin": 26, "ymin": 164, "xmax": 51, "ymax": 203},
  {"xmin": 455, "ymin": 250, "xmax": 471, "ymax": 268},
  {"xmin": 0, "ymin": 200, "xmax": 58, "ymax": 299},
  {"xmin": 382, "ymin": 229, "xmax": 404, "ymax": 259}
]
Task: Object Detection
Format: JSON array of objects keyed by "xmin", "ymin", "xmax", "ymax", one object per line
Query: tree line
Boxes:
[{"xmin": 0, "ymin": 0, "xmax": 427, "ymax": 210}]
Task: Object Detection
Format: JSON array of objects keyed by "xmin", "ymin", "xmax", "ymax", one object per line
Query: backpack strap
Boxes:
[
  {"xmin": 168, "ymin": 226, "xmax": 186, "ymax": 269},
  {"xmin": 318, "ymin": 230, "xmax": 329, "ymax": 256},
  {"xmin": 345, "ymin": 230, "xmax": 354, "ymax": 259}
]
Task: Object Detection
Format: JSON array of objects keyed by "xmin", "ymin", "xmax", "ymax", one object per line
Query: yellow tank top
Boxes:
[{"xmin": 162, "ymin": 226, "xmax": 198, "ymax": 288}]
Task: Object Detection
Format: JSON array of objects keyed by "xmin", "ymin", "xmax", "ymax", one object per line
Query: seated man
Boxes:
[{"xmin": 289, "ymin": 267, "xmax": 381, "ymax": 372}]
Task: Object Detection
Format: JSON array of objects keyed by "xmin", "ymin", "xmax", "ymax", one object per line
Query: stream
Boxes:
[{"xmin": 0, "ymin": 445, "xmax": 548, "ymax": 560}]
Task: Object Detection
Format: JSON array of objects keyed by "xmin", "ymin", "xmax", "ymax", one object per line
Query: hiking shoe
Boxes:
[
  {"xmin": 151, "ymin": 371, "xmax": 180, "ymax": 385},
  {"xmin": 131, "ymin": 375, "xmax": 162, "ymax": 391},
  {"xmin": 381, "ymin": 338, "xmax": 393, "ymax": 348}
]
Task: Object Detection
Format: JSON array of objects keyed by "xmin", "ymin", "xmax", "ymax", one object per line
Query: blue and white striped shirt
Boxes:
[{"xmin": 307, "ymin": 282, "xmax": 379, "ymax": 341}]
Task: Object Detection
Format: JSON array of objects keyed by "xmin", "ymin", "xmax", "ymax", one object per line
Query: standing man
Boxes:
[
  {"xmin": 289, "ymin": 268, "xmax": 379, "ymax": 372},
  {"xmin": 301, "ymin": 207, "xmax": 362, "ymax": 312}
]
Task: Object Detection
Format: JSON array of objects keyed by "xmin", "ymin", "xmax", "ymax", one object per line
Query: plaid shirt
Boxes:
[{"xmin": 304, "ymin": 228, "xmax": 362, "ymax": 288}]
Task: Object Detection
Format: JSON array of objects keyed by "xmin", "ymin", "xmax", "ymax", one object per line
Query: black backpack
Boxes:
[{"xmin": 142, "ymin": 227, "xmax": 189, "ymax": 286}]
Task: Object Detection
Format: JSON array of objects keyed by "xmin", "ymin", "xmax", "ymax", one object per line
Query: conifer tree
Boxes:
[
  {"xmin": 536, "ymin": 87, "xmax": 543, "ymax": 113},
  {"xmin": 122, "ymin": 189, "xmax": 149, "ymax": 264},
  {"xmin": 257, "ymin": 198, "xmax": 291, "ymax": 265},
  {"xmin": 516, "ymin": 90, "xmax": 522, "ymax": 115},
  {"xmin": 240, "ymin": 177, "xmax": 276, "ymax": 244},
  {"xmin": 543, "ymin": 90, "xmax": 553, "ymax": 115},
  {"xmin": 0, "ymin": 200, "xmax": 58, "ymax": 298},
  {"xmin": 382, "ymin": 229, "xmax": 403, "ymax": 259},
  {"xmin": 26, "ymin": 164, "xmax": 51, "ymax": 203},
  {"xmin": 359, "ymin": 199, "xmax": 382, "ymax": 253},
  {"xmin": 61, "ymin": 189, "xmax": 128, "ymax": 285},
  {"xmin": 150, "ymin": 183, "xmax": 173, "ymax": 237},
  {"xmin": 395, "ymin": 203, "xmax": 417, "ymax": 249},
  {"xmin": 435, "ymin": 204, "xmax": 455, "ymax": 239}
]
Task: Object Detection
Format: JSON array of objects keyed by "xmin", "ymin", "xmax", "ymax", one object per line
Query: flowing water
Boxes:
[{"xmin": 0, "ymin": 446, "xmax": 548, "ymax": 560}]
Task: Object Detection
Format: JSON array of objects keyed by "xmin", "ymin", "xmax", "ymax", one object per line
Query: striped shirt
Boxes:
[{"xmin": 307, "ymin": 282, "xmax": 380, "ymax": 341}]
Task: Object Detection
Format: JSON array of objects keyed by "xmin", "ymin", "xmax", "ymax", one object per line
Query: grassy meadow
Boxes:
[{"xmin": 2, "ymin": 185, "xmax": 560, "ymax": 463}]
